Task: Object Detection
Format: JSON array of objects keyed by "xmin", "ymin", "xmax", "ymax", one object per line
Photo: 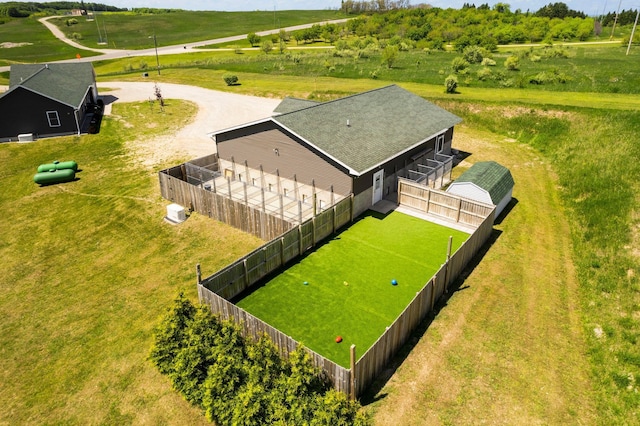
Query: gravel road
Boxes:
[{"xmin": 99, "ymin": 82, "xmax": 281, "ymax": 165}]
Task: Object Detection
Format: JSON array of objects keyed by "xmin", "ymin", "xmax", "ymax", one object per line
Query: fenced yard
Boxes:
[{"xmin": 197, "ymin": 186, "xmax": 495, "ymax": 398}]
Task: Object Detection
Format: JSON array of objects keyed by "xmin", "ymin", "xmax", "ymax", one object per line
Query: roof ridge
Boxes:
[
  {"xmin": 15, "ymin": 64, "xmax": 48, "ymax": 86},
  {"xmin": 275, "ymin": 84, "xmax": 398, "ymax": 118}
]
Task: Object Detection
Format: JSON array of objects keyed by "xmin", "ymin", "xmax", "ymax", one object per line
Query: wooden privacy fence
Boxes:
[
  {"xmin": 159, "ymin": 164, "xmax": 293, "ymax": 241},
  {"xmin": 198, "ymin": 187, "xmax": 495, "ymax": 398},
  {"xmin": 198, "ymin": 286, "xmax": 352, "ymax": 394},
  {"xmin": 398, "ymin": 178, "xmax": 495, "ymax": 228}
]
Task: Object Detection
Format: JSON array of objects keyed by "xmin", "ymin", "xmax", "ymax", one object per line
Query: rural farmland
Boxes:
[{"xmin": 0, "ymin": 3, "xmax": 639, "ymax": 425}]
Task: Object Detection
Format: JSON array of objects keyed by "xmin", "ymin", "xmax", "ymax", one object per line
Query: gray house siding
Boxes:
[
  {"xmin": 216, "ymin": 121, "xmax": 353, "ymax": 195},
  {"xmin": 0, "ymin": 87, "xmax": 79, "ymax": 141}
]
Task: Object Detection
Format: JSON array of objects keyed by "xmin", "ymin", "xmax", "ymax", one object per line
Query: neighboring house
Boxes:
[
  {"xmin": 0, "ymin": 63, "xmax": 99, "ymax": 142},
  {"xmin": 446, "ymin": 161, "xmax": 514, "ymax": 219},
  {"xmin": 212, "ymin": 84, "xmax": 462, "ymax": 217}
]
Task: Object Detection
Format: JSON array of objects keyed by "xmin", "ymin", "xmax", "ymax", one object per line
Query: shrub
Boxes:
[
  {"xmin": 151, "ymin": 294, "xmax": 369, "ymax": 426},
  {"xmin": 505, "ymin": 55, "xmax": 520, "ymax": 71},
  {"xmin": 481, "ymin": 57, "xmax": 496, "ymax": 66},
  {"xmin": 223, "ymin": 74, "xmax": 239, "ymax": 86},
  {"xmin": 261, "ymin": 40, "xmax": 273, "ymax": 54},
  {"xmin": 451, "ymin": 56, "xmax": 469, "ymax": 73},
  {"xmin": 463, "ymin": 45, "xmax": 483, "ymax": 64},
  {"xmin": 445, "ymin": 75, "xmax": 458, "ymax": 93},
  {"xmin": 477, "ymin": 67, "xmax": 492, "ymax": 81}
]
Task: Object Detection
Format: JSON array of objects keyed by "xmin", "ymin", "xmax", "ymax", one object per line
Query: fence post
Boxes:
[
  {"xmin": 350, "ymin": 344, "xmax": 357, "ymax": 400},
  {"xmin": 196, "ymin": 263, "xmax": 202, "ymax": 285},
  {"xmin": 444, "ymin": 236, "xmax": 453, "ymax": 294}
]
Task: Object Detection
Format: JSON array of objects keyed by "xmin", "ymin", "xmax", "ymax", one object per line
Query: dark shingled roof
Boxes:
[
  {"xmin": 273, "ymin": 97, "xmax": 320, "ymax": 114},
  {"xmin": 272, "ymin": 85, "xmax": 462, "ymax": 175},
  {"xmin": 8, "ymin": 63, "xmax": 96, "ymax": 108},
  {"xmin": 456, "ymin": 161, "xmax": 514, "ymax": 204}
]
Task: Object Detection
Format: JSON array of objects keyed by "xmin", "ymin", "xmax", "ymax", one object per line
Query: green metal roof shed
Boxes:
[{"xmin": 446, "ymin": 161, "xmax": 514, "ymax": 219}]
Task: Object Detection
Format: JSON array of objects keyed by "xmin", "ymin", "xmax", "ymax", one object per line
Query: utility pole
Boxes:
[
  {"xmin": 150, "ymin": 33, "xmax": 160, "ymax": 75},
  {"xmin": 627, "ymin": 8, "xmax": 640, "ymax": 55}
]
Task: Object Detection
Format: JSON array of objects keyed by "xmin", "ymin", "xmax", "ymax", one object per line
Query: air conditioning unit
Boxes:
[
  {"xmin": 166, "ymin": 203, "xmax": 186, "ymax": 223},
  {"xmin": 18, "ymin": 133, "xmax": 34, "ymax": 142}
]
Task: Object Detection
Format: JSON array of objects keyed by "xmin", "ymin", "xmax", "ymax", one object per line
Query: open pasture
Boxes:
[{"xmin": 236, "ymin": 211, "xmax": 469, "ymax": 367}]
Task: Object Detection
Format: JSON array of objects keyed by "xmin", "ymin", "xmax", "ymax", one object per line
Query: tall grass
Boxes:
[{"xmin": 441, "ymin": 100, "xmax": 640, "ymax": 423}]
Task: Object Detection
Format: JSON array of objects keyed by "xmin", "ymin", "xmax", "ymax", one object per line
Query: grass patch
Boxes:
[
  {"xmin": 236, "ymin": 211, "xmax": 469, "ymax": 367},
  {"xmin": 0, "ymin": 99, "xmax": 263, "ymax": 424},
  {"xmin": 0, "ymin": 16, "xmax": 100, "ymax": 63},
  {"xmin": 47, "ymin": 10, "xmax": 346, "ymax": 50}
]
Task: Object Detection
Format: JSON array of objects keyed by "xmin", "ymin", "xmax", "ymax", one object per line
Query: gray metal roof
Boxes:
[
  {"xmin": 456, "ymin": 161, "xmax": 514, "ymax": 204},
  {"xmin": 8, "ymin": 63, "xmax": 96, "ymax": 108},
  {"xmin": 273, "ymin": 85, "xmax": 462, "ymax": 175}
]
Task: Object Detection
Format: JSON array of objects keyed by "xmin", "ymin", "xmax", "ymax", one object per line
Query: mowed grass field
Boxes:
[
  {"xmin": 0, "ymin": 100, "xmax": 263, "ymax": 424},
  {"xmin": 236, "ymin": 211, "xmax": 469, "ymax": 367}
]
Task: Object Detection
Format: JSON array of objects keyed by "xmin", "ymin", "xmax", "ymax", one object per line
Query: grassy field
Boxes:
[
  {"xmin": 236, "ymin": 211, "xmax": 469, "ymax": 367},
  {"xmin": 92, "ymin": 43, "xmax": 640, "ymax": 95},
  {"xmin": 0, "ymin": 16, "xmax": 100, "ymax": 65},
  {"xmin": 48, "ymin": 10, "xmax": 346, "ymax": 50},
  {"xmin": 0, "ymin": 100, "xmax": 263, "ymax": 424},
  {"xmin": 2, "ymin": 15, "xmax": 640, "ymax": 422}
]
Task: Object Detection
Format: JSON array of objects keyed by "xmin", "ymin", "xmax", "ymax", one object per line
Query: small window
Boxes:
[
  {"xmin": 436, "ymin": 134, "xmax": 445, "ymax": 153},
  {"xmin": 46, "ymin": 111, "xmax": 61, "ymax": 127}
]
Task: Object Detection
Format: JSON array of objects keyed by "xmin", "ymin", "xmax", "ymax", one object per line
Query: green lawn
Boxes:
[
  {"xmin": 48, "ymin": 10, "xmax": 346, "ymax": 50},
  {"xmin": 0, "ymin": 16, "xmax": 100, "ymax": 64},
  {"xmin": 236, "ymin": 211, "xmax": 469, "ymax": 367}
]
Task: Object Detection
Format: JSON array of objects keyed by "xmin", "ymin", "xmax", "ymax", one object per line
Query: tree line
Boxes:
[{"xmin": 0, "ymin": 1, "xmax": 124, "ymax": 17}]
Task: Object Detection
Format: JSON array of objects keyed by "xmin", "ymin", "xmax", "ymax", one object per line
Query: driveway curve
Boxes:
[{"xmin": 99, "ymin": 82, "xmax": 281, "ymax": 164}]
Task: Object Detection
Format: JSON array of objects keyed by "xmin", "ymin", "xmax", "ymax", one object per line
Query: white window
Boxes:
[
  {"xmin": 436, "ymin": 134, "xmax": 445, "ymax": 153},
  {"xmin": 46, "ymin": 111, "xmax": 61, "ymax": 127}
]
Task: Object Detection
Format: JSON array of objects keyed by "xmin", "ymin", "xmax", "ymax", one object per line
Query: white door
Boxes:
[{"xmin": 372, "ymin": 169, "xmax": 384, "ymax": 204}]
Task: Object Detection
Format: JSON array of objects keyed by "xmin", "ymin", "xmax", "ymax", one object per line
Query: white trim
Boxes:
[{"xmin": 46, "ymin": 110, "xmax": 61, "ymax": 127}]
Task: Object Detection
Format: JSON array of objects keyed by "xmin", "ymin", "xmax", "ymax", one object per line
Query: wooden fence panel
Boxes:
[
  {"xmin": 199, "ymin": 284, "xmax": 352, "ymax": 395},
  {"xmin": 334, "ymin": 197, "xmax": 352, "ymax": 230},
  {"xmin": 299, "ymin": 221, "xmax": 314, "ymax": 252},
  {"xmin": 314, "ymin": 208, "xmax": 334, "ymax": 242},
  {"xmin": 282, "ymin": 227, "xmax": 301, "ymax": 263},
  {"xmin": 159, "ymin": 169, "xmax": 293, "ymax": 241}
]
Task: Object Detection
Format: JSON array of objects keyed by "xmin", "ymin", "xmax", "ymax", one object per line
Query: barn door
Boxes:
[{"xmin": 372, "ymin": 169, "xmax": 384, "ymax": 204}]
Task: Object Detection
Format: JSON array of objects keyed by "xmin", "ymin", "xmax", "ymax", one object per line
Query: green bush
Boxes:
[
  {"xmin": 505, "ymin": 55, "xmax": 520, "ymax": 71},
  {"xmin": 463, "ymin": 45, "xmax": 483, "ymax": 64},
  {"xmin": 150, "ymin": 294, "xmax": 369, "ymax": 426},
  {"xmin": 445, "ymin": 74, "xmax": 458, "ymax": 93},
  {"xmin": 451, "ymin": 56, "xmax": 469, "ymax": 73},
  {"xmin": 481, "ymin": 57, "xmax": 496, "ymax": 66},
  {"xmin": 222, "ymin": 74, "xmax": 239, "ymax": 86}
]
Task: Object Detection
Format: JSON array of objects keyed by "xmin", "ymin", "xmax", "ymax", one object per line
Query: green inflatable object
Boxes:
[
  {"xmin": 37, "ymin": 160, "xmax": 78, "ymax": 173},
  {"xmin": 33, "ymin": 168, "xmax": 76, "ymax": 185}
]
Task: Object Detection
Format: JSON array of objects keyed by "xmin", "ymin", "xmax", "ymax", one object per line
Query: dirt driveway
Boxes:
[{"xmin": 99, "ymin": 82, "xmax": 281, "ymax": 166}]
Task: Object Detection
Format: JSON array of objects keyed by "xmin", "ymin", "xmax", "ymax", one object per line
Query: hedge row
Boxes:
[{"xmin": 149, "ymin": 294, "xmax": 369, "ymax": 425}]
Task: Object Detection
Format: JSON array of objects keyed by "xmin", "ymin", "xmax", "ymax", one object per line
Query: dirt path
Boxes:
[
  {"xmin": 369, "ymin": 124, "xmax": 597, "ymax": 425},
  {"xmin": 98, "ymin": 82, "xmax": 281, "ymax": 166}
]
